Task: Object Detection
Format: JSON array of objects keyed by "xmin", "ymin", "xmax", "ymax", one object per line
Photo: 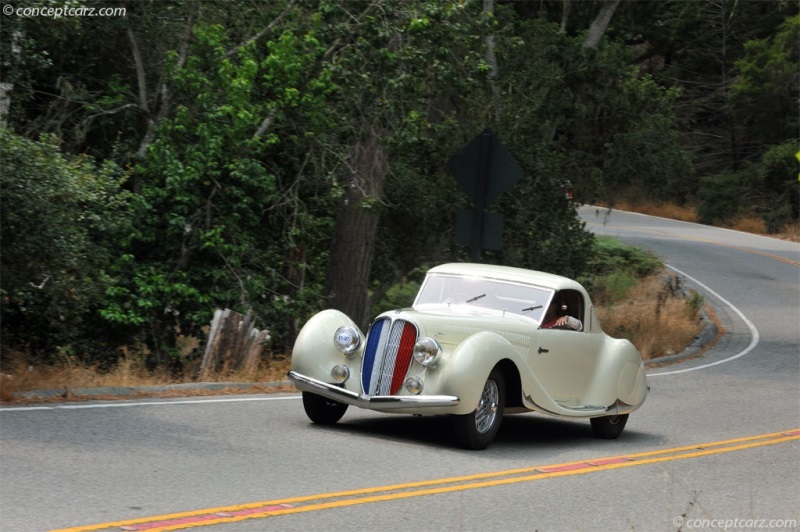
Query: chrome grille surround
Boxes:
[{"xmin": 361, "ymin": 317, "xmax": 418, "ymax": 396}]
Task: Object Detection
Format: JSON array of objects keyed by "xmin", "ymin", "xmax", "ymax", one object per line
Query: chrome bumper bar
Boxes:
[{"xmin": 288, "ymin": 371, "xmax": 460, "ymax": 410}]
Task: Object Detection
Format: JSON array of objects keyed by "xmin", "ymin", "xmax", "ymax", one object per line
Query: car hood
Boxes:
[{"xmin": 377, "ymin": 306, "xmax": 538, "ymax": 348}]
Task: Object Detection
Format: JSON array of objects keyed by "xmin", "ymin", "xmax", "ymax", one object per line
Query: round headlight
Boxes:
[
  {"xmin": 333, "ymin": 325, "xmax": 361, "ymax": 355},
  {"xmin": 413, "ymin": 337, "xmax": 442, "ymax": 367},
  {"xmin": 330, "ymin": 364, "xmax": 350, "ymax": 384}
]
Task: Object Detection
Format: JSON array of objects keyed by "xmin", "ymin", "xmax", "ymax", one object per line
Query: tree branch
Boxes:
[
  {"xmin": 226, "ymin": 0, "xmax": 297, "ymax": 58},
  {"xmin": 134, "ymin": 0, "xmax": 197, "ymax": 161},
  {"xmin": 127, "ymin": 26, "xmax": 149, "ymax": 114},
  {"xmin": 253, "ymin": 107, "xmax": 277, "ymax": 139},
  {"xmin": 323, "ymin": 0, "xmax": 382, "ymax": 60}
]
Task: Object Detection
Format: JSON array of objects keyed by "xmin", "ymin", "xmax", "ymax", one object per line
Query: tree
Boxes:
[
  {"xmin": 319, "ymin": 0, "xmax": 490, "ymax": 327},
  {"xmin": 627, "ymin": 0, "xmax": 797, "ymax": 181},
  {"xmin": 1, "ymin": 1, "xmax": 196, "ymax": 162},
  {"xmin": 732, "ymin": 14, "xmax": 799, "ymax": 156},
  {"xmin": 0, "ymin": 127, "xmax": 133, "ymax": 362},
  {"xmin": 100, "ymin": 9, "xmax": 338, "ymax": 362},
  {"xmin": 8, "ymin": 0, "xmax": 793, "ymax": 369},
  {"xmin": 493, "ymin": 5, "xmax": 691, "ymax": 205}
]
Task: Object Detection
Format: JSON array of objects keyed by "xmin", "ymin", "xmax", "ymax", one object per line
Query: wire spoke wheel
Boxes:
[
  {"xmin": 474, "ymin": 379, "xmax": 500, "ymax": 434},
  {"xmin": 454, "ymin": 367, "xmax": 505, "ymax": 450}
]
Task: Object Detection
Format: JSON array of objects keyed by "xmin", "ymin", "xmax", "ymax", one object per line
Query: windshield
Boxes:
[{"xmin": 414, "ymin": 274, "xmax": 553, "ymax": 322}]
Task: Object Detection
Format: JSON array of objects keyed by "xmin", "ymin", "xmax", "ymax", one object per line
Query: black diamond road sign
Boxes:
[
  {"xmin": 447, "ymin": 129, "xmax": 523, "ymax": 205},
  {"xmin": 447, "ymin": 129, "xmax": 522, "ymax": 260}
]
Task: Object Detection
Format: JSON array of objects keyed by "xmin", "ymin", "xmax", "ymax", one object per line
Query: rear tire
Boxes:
[
  {"xmin": 590, "ymin": 413, "xmax": 628, "ymax": 439},
  {"xmin": 454, "ymin": 368, "xmax": 505, "ymax": 450},
  {"xmin": 302, "ymin": 392, "xmax": 348, "ymax": 425}
]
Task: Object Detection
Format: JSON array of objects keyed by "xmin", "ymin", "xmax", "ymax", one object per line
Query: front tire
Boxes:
[
  {"xmin": 302, "ymin": 392, "xmax": 348, "ymax": 425},
  {"xmin": 590, "ymin": 413, "xmax": 629, "ymax": 439},
  {"xmin": 454, "ymin": 368, "xmax": 505, "ymax": 450}
]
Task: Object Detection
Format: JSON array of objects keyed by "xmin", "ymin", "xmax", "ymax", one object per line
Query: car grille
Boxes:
[{"xmin": 361, "ymin": 318, "xmax": 418, "ymax": 396}]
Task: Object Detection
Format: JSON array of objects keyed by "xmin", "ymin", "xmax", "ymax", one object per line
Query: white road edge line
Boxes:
[
  {"xmin": 0, "ymin": 395, "xmax": 300, "ymax": 412},
  {"xmin": 649, "ymin": 265, "xmax": 760, "ymax": 377}
]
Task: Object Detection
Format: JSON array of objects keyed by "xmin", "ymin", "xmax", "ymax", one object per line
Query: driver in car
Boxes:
[{"xmin": 541, "ymin": 298, "xmax": 583, "ymax": 331}]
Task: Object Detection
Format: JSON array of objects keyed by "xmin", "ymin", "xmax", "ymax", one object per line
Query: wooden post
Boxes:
[{"xmin": 199, "ymin": 309, "xmax": 270, "ymax": 379}]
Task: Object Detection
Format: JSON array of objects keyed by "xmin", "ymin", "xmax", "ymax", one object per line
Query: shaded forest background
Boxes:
[{"xmin": 1, "ymin": 0, "xmax": 797, "ymax": 370}]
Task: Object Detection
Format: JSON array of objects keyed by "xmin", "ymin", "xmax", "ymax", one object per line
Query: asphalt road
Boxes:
[{"xmin": 1, "ymin": 207, "xmax": 798, "ymax": 532}]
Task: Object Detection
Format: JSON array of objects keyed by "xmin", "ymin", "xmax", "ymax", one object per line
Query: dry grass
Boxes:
[
  {"xmin": 604, "ymin": 200, "xmax": 800, "ymax": 242},
  {"xmin": 0, "ymin": 352, "xmax": 162, "ymax": 401},
  {"xmin": 610, "ymin": 200, "xmax": 698, "ymax": 223},
  {"xmin": 726, "ymin": 217, "xmax": 800, "ymax": 242},
  {"xmin": 0, "ymin": 351, "xmax": 292, "ymax": 403},
  {"xmin": 595, "ymin": 274, "xmax": 704, "ymax": 360}
]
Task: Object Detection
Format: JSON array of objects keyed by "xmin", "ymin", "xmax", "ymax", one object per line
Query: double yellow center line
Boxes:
[{"xmin": 54, "ymin": 429, "xmax": 799, "ymax": 532}]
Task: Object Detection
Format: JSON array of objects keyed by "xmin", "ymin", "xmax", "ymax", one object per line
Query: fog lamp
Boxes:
[
  {"xmin": 404, "ymin": 376, "xmax": 423, "ymax": 395},
  {"xmin": 330, "ymin": 364, "xmax": 350, "ymax": 384}
]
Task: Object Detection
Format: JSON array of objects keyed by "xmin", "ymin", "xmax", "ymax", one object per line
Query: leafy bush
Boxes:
[
  {"xmin": 580, "ymin": 237, "xmax": 661, "ymax": 304},
  {"xmin": 697, "ymin": 140, "xmax": 799, "ymax": 230},
  {"xmin": 759, "ymin": 140, "xmax": 800, "ymax": 231},
  {"xmin": 0, "ymin": 127, "xmax": 133, "ymax": 363},
  {"xmin": 697, "ymin": 172, "xmax": 745, "ymax": 226},
  {"xmin": 370, "ymin": 279, "xmax": 422, "ymax": 317}
]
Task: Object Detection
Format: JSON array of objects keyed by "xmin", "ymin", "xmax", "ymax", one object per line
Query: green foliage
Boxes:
[
  {"xmin": 732, "ymin": 15, "xmax": 800, "ymax": 147},
  {"xmin": 370, "ymin": 279, "xmax": 422, "ymax": 317},
  {"xmin": 759, "ymin": 140, "xmax": 800, "ymax": 229},
  {"xmin": 0, "ymin": 127, "xmax": 133, "ymax": 362},
  {"xmin": 3, "ymin": 0, "xmax": 797, "ymax": 370},
  {"xmin": 603, "ymin": 77, "xmax": 694, "ymax": 201},
  {"xmin": 324, "ymin": 0, "xmax": 491, "ymax": 298},
  {"xmin": 100, "ymin": 18, "xmax": 339, "ymax": 360},
  {"xmin": 697, "ymin": 140, "xmax": 799, "ymax": 229},
  {"xmin": 686, "ymin": 290, "xmax": 705, "ymax": 319},
  {"xmin": 490, "ymin": 15, "xmax": 693, "ymax": 206},
  {"xmin": 579, "ymin": 236, "xmax": 661, "ymax": 304},
  {"xmin": 697, "ymin": 172, "xmax": 744, "ymax": 226}
]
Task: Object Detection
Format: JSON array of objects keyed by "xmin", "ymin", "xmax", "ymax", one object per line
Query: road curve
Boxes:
[{"xmin": 1, "ymin": 207, "xmax": 798, "ymax": 532}]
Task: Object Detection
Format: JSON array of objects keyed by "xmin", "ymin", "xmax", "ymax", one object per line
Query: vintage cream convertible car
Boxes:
[{"xmin": 288, "ymin": 263, "xmax": 648, "ymax": 450}]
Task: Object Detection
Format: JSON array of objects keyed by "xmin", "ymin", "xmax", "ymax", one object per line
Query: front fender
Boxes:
[
  {"xmin": 430, "ymin": 331, "xmax": 519, "ymax": 415},
  {"xmin": 291, "ymin": 309, "xmax": 364, "ymax": 386}
]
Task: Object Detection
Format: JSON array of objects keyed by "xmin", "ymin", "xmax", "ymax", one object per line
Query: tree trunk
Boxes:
[
  {"xmin": 483, "ymin": 0, "xmax": 499, "ymax": 104},
  {"xmin": 559, "ymin": 0, "xmax": 570, "ymax": 34},
  {"xmin": 583, "ymin": 0, "xmax": 621, "ymax": 49},
  {"xmin": 324, "ymin": 131, "xmax": 387, "ymax": 329}
]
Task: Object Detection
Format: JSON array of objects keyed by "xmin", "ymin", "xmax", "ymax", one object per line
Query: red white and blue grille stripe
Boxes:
[{"xmin": 361, "ymin": 318, "xmax": 417, "ymax": 396}]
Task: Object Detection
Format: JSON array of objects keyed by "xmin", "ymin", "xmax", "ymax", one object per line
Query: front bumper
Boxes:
[{"xmin": 288, "ymin": 371, "xmax": 460, "ymax": 410}]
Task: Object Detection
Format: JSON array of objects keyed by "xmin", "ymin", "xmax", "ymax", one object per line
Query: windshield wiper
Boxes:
[
  {"xmin": 522, "ymin": 305, "xmax": 543, "ymax": 312},
  {"xmin": 466, "ymin": 293, "xmax": 486, "ymax": 304}
]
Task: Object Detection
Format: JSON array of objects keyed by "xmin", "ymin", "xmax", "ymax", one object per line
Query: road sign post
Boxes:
[{"xmin": 448, "ymin": 129, "xmax": 522, "ymax": 261}]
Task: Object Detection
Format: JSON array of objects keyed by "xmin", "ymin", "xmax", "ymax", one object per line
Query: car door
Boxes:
[{"xmin": 530, "ymin": 327, "xmax": 604, "ymax": 406}]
